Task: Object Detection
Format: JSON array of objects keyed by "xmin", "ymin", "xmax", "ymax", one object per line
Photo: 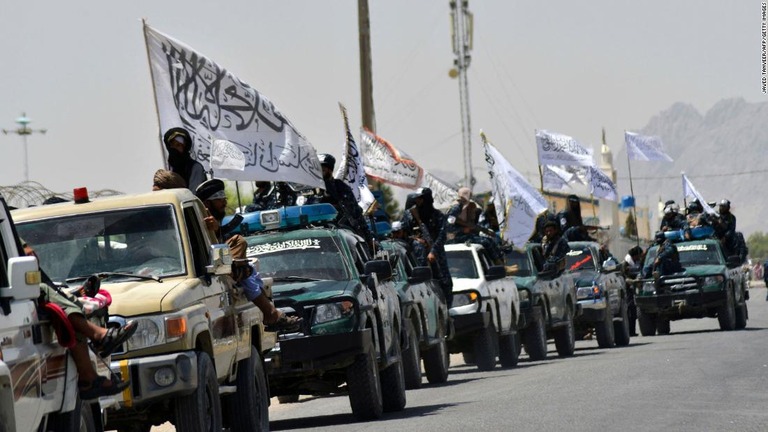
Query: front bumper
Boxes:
[
  {"xmin": 450, "ymin": 310, "xmax": 491, "ymax": 337},
  {"xmin": 636, "ymin": 289, "xmax": 726, "ymax": 314},
  {"xmin": 109, "ymin": 351, "xmax": 198, "ymax": 409},
  {"xmin": 268, "ymin": 328, "xmax": 373, "ymax": 375},
  {"xmin": 576, "ymin": 298, "xmax": 607, "ymax": 322}
]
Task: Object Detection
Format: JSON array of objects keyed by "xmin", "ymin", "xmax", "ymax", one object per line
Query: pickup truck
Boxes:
[
  {"xmin": 444, "ymin": 243, "xmax": 520, "ymax": 371},
  {"xmin": 565, "ymin": 242, "xmax": 631, "ymax": 348},
  {"xmin": 0, "ymin": 193, "xmax": 102, "ymax": 432},
  {"xmin": 237, "ymin": 204, "xmax": 406, "ymax": 421},
  {"xmin": 636, "ymin": 238, "xmax": 747, "ymax": 335},
  {"xmin": 380, "ymin": 239, "xmax": 450, "ymax": 389},
  {"xmin": 505, "ymin": 244, "xmax": 578, "ymax": 360},
  {"xmin": 14, "ymin": 189, "xmax": 274, "ymax": 432}
]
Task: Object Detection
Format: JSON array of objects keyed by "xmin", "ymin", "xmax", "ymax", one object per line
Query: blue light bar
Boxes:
[
  {"xmin": 224, "ymin": 203, "xmax": 338, "ymax": 234},
  {"xmin": 663, "ymin": 225, "xmax": 714, "ymax": 242}
]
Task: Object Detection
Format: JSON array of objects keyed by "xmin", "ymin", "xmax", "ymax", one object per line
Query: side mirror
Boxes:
[
  {"xmin": 726, "ymin": 255, "xmax": 742, "ymax": 268},
  {"xmin": 364, "ymin": 259, "xmax": 392, "ymax": 282},
  {"xmin": 408, "ymin": 266, "xmax": 432, "ymax": 284},
  {"xmin": 1, "ymin": 256, "xmax": 41, "ymax": 301},
  {"xmin": 486, "ymin": 265, "xmax": 506, "ymax": 281},
  {"xmin": 602, "ymin": 259, "xmax": 619, "ymax": 273},
  {"xmin": 206, "ymin": 244, "xmax": 233, "ymax": 275}
]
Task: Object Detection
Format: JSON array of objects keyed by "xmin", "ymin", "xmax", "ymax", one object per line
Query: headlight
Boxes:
[
  {"xmin": 518, "ymin": 289, "xmax": 530, "ymax": 302},
  {"xmin": 127, "ymin": 318, "xmax": 164, "ymax": 350},
  {"xmin": 577, "ymin": 284, "xmax": 601, "ymax": 300},
  {"xmin": 642, "ymin": 282, "xmax": 656, "ymax": 294},
  {"xmin": 313, "ymin": 301, "xmax": 354, "ymax": 325},
  {"xmin": 452, "ymin": 291, "xmax": 479, "ymax": 308},
  {"xmin": 703, "ymin": 275, "xmax": 725, "ymax": 286}
]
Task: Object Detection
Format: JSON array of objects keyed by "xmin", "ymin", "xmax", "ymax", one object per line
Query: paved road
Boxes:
[{"xmin": 145, "ymin": 282, "xmax": 768, "ymax": 432}]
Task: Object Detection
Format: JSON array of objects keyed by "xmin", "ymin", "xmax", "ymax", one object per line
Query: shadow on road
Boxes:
[
  {"xmin": 270, "ymin": 402, "xmax": 464, "ymax": 430},
  {"xmin": 642, "ymin": 326, "xmax": 766, "ymax": 337}
]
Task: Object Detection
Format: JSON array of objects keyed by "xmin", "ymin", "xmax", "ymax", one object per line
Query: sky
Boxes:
[{"xmin": 0, "ymin": 1, "xmax": 761, "ymax": 200}]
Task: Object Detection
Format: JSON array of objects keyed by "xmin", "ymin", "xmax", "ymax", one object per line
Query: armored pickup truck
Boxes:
[
  {"xmin": 505, "ymin": 245, "xmax": 578, "ymax": 360},
  {"xmin": 237, "ymin": 204, "xmax": 406, "ymax": 421},
  {"xmin": 444, "ymin": 243, "xmax": 520, "ymax": 371},
  {"xmin": 636, "ymin": 237, "xmax": 747, "ymax": 335},
  {"xmin": 14, "ymin": 189, "xmax": 273, "ymax": 432},
  {"xmin": 565, "ymin": 242, "xmax": 631, "ymax": 348}
]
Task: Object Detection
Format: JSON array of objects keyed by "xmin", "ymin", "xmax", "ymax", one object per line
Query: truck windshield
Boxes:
[
  {"xmin": 16, "ymin": 205, "xmax": 185, "ymax": 282},
  {"xmin": 245, "ymin": 236, "xmax": 349, "ymax": 282},
  {"xmin": 505, "ymin": 250, "xmax": 533, "ymax": 277},
  {"xmin": 565, "ymin": 247, "xmax": 596, "ymax": 272},
  {"xmin": 446, "ymin": 250, "xmax": 479, "ymax": 279},
  {"xmin": 676, "ymin": 243, "xmax": 723, "ymax": 266}
]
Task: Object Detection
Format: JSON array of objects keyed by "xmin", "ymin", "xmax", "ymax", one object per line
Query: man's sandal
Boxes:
[
  {"xmin": 92, "ymin": 320, "xmax": 138, "ymax": 358},
  {"xmin": 79, "ymin": 375, "xmax": 130, "ymax": 400}
]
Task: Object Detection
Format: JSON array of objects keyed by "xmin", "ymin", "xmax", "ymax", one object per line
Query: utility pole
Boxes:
[
  {"xmin": 358, "ymin": 0, "xmax": 376, "ymax": 133},
  {"xmin": 449, "ymin": 0, "xmax": 474, "ymax": 191},
  {"xmin": 2, "ymin": 113, "xmax": 47, "ymax": 183}
]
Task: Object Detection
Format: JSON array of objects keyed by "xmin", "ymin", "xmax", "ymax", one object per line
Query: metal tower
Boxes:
[
  {"xmin": 449, "ymin": 0, "xmax": 474, "ymax": 191},
  {"xmin": 2, "ymin": 113, "xmax": 47, "ymax": 182}
]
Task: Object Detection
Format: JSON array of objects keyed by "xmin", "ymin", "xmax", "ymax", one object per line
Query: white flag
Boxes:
[
  {"xmin": 482, "ymin": 133, "xmax": 548, "ymax": 247},
  {"xmin": 336, "ymin": 103, "xmax": 375, "ymax": 211},
  {"xmin": 542, "ymin": 165, "xmax": 576, "ymax": 191},
  {"xmin": 210, "ymin": 139, "xmax": 246, "ymax": 171},
  {"xmin": 421, "ymin": 171, "xmax": 459, "ymax": 207},
  {"xmin": 682, "ymin": 173, "xmax": 717, "ymax": 215},
  {"xmin": 536, "ymin": 130, "xmax": 594, "ymax": 167},
  {"xmin": 359, "ymin": 128, "xmax": 423, "ymax": 189},
  {"xmin": 625, "ymin": 131, "xmax": 673, "ymax": 162},
  {"xmin": 144, "ymin": 24, "xmax": 324, "ymax": 188},
  {"xmin": 588, "ymin": 166, "xmax": 618, "ymax": 201}
]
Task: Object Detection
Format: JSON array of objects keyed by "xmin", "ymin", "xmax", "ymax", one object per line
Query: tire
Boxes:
[
  {"xmin": 402, "ymin": 320, "xmax": 422, "ymax": 389},
  {"xmin": 498, "ymin": 318, "xmax": 520, "ymax": 368},
  {"xmin": 173, "ymin": 352, "xmax": 222, "ymax": 432},
  {"xmin": 473, "ymin": 319, "xmax": 497, "ymax": 371},
  {"xmin": 423, "ymin": 320, "xmax": 449, "ymax": 384},
  {"xmin": 656, "ymin": 317, "xmax": 671, "ymax": 335},
  {"xmin": 277, "ymin": 394, "xmax": 300, "ymax": 404},
  {"xmin": 637, "ymin": 309, "xmax": 657, "ymax": 336},
  {"xmin": 735, "ymin": 302, "xmax": 748, "ymax": 330},
  {"xmin": 224, "ymin": 347, "xmax": 270, "ymax": 432},
  {"xmin": 462, "ymin": 351, "xmax": 476, "ymax": 365},
  {"xmin": 554, "ymin": 305, "xmax": 575, "ymax": 357},
  {"xmin": 613, "ymin": 298, "xmax": 631, "ymax": 347},
  {"xmin": 379, "ymin": 330, "xmax": 407, "ymax": 413},
  {"xmin": 718, "ymin": 286, "xmax": 737, "ymax": 331},
  {"xmin": 595, "ymin": 301, "xmax": 616, "ymax": 348},
  {"xmin": 523, "ymin": 306, "xmax": 548, "ymax": 361},
  {"xmin": 346, "ymin": 347, "xmax": 383, "ymax": 420},
  {"xmin": 48, "ymin": 395, "xmax": 98, "ymax": 432}
]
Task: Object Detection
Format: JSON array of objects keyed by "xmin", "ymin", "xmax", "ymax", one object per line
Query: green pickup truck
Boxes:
[
  {"xmin": 240, "ymin": 204, "xmax": 406, "ymax": 421},
  {"xmin": 636, "ymin": 238, "xmax": 748, "ymax": 335}
]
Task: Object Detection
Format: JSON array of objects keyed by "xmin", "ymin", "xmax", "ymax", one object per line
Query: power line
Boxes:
[{"xmin": 617, "ymin": 168, "xmax": 768, "ymax": 181}]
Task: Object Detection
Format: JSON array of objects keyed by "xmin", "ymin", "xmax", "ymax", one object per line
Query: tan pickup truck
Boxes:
[{"xmin": 13, "ymin": 189, "xmax": 275, "ymax": 432}]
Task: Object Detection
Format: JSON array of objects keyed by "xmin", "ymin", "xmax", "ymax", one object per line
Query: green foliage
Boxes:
[
  {"xmin": 625, "ymin": 212, "xmax": 638, "ymax": 237},
  {"xmin": 747, "ymin": 231, "xmax": 768, "ymax": 260}
]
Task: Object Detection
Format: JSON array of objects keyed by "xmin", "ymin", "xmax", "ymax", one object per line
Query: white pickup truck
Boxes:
[
  {"xmin": 444, "ymin": 243, "xmax": 521, "ymax": 371},
  {"xmin": 0, "ymin": 194, "xmax": 100, "ymax": 432}
]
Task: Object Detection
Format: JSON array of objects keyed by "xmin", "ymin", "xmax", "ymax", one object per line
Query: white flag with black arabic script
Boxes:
[
  {"xmin": 682, "ymin": 173, "xmax": 717, "ymax": 215},
  {"xmin": 421, "ymin": 171, "xmax": 459, "ymax": 207},
  {"xmin": 542, "ymin": 165, "xmax": 577, "ymax": 191},
  {"xmin": 625, "ymin": 131, "xmax": 673, "ymax": 162},
  {"xmin": 588, "ymin": 166, "xmax": 618, "ymax": 201},
  {"xmin": 336, "ymin": 103, "xmax": 376, "ymax": 211},
  {"xmin": 482, "ymin": 133, "xmax": 548, "ymax": 247},
  {"xmin": 536, "ymin": 130, "xmax": 594, "ymax": 167},
  {"xmin": 144, "ymin": 24, "xmax": 324, "ymax": 188},
  {"xmin": 359, "ymin": 128, "xmax": 424, "ymax": 189}
]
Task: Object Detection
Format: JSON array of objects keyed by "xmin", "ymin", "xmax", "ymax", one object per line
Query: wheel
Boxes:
[
  {"xmin": 401, "ymin": 320, "xmax": 422, "ymax": 389},
  {"xmin": 379, "ymin": 330, "xmax": 407, "ymax": 413},
  {"xmin": 523, "ymin": 306, "xmax": 548, "ymax": 361},
  {"xmin": 554, "ymin": 305, "xmax": 575, "ymax": 357},
  {"xmin": 473, "ymin": 319, "xmax": 497, "ymax": 371},
  {"xmin": 462, "ymin": 351, "xmax": 476, "ymax": 365},
  {"xmin": 735, "ymin": 302, "xmax": 748, "ymax": 329},
  {"xmin": 718, "ymin": 286, "xmax": 737, "ymax": 331},
  {"xmin": 656, "ymin": 317, "xmax": 671, "ymax": 335},
  {"xmin": 423, "ymin": 319, "xmax": 449, "ymax": 384},
  {"xmin": 346, "ymin": 346, "xmax": 383, "ymax": 420},
  {"xmin": 613, "ymin": 298, "xmax": 631, "ymax": 347},
  {"xmin": 498, "ymin": 317, "xmax": 520, "ymax": 368},
  {"xmin": 637, "ymin": 308, "xmax": 657, "ymax": 336},
  {"xmin": 224, "ymin": 347, "xmax": 270, "ymax": 432},
  {"xmin": 595, "ymin": 301, "xmax": 616, "ymax": 348},
  {"xmin": 277, "ymin": 394, "xmax": 300, "ymax": 404},
  {"xmin": 48, "ymin": 395, "xmax": 97, "ymax": 432},
  {"xmin": 173, "ymin": 351, "xmax": 222, "ymax": 432}
]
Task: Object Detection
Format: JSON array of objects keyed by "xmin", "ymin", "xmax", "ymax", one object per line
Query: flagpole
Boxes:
[
  {"xmin": 141, "ymin": 19, "xmax": 166, "ymax": 168},
  {"xmin": 535, "ymin": 129, "xmax": 545, "ymax": 193},
  {"xmin": 681, "ymin": 172, "xmax": 687, "ymax": 210},
  {"xmin": 625, "ymin": 131, "xmax": 640, "ymax": 247}
]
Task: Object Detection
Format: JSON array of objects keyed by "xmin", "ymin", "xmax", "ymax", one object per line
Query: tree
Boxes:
[
  {"xmin": 747, "ymin": 231, "xmax": 768, "ymax": 261},
  {"xmin": 624, "ymin": 212, "xmax": 638, "ymax": 238}
]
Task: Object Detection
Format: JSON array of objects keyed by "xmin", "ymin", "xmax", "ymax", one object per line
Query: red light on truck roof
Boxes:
[{"xmin": 73, "ymin": 187, "xmax": 89, "ymax": 204}]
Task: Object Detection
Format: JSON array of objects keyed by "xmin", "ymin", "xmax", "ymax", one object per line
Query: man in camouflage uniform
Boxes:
[{"xmin": 403, "ymin": 187, "xmax": 453, "ymax": 307}]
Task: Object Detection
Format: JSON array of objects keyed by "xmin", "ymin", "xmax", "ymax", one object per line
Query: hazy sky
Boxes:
[{"xmin": 0, "ymin": 1, "xmax": 760, "ymax": 198}]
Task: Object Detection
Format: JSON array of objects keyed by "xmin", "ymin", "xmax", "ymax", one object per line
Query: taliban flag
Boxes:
[
  {"xmin": 536, "ymin": 130, "xmax": 594, "ymax": 167},
  {"xmin": 359, "ymin": 128, "xmax": 424, "ymax": 189},
  {"xmin": 482, "ymin": 132, "xmax": 548, "ymax": 247},
  {"xmin": 143, "ymin": 22, "xmax": 324, "ymax": 188},
  {"xmin": 625, "ymin": 131, "xmax": 673, "ymax": 162},
  {"xmin": 682, "ymin": 173, "xmax": 717, "ymax": 215},
  {"xmin": 421, "ymin": 171, "xmax": 459, "ymax": 207},
  {"xmin": 336, "ymin": 103, "xmax": 376, "ymax": 212}
]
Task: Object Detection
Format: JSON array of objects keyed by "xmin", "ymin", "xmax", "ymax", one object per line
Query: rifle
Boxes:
[{"xmin": 409, "ymin": 206, "xmax": 433, "ymax": 249}]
